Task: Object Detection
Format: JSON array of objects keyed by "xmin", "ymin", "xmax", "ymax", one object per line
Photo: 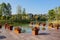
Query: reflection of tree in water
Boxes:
[
  {"xmin": 21, "ymin": 27, "xmax": 32, "ymax": 33},
  {"xmin": 21, "ymin": 28, "xmax": 26, "ymax": 33}
]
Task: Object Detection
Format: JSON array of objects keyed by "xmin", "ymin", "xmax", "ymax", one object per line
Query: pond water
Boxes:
[
  {"xmin": 21, "ymin": 27, "xmax": 32, "ymax": 33},
  {"xmin": 13, "ymin": 27, "xmax": 32, "ymax": 33},
  {"xmin": 21, "ymin": 26, "xmax": 48, "ymax": 33},
  {"xmin": 13, "ymin": 22, "xmax": 49, "ymax": 33}
]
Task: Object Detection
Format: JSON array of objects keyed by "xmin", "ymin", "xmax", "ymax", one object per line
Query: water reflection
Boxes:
[
  {"xmin": 21, "ymin": 27, "xmax": 32, "ymax": 33},
  {"xmin": 21, "ymin": 26, "xmax": 48, "ymax": 33}
]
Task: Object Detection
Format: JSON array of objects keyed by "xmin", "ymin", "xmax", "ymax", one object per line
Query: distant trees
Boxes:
[
  {"xmin": 0, "ymin": 2, "xmax": 60, "ymax": 25},
  {"xmin": 16, "ymin": 5, "xmax": 22, "ymax": 21},
  {"xmin": 6, "ymin": 3, "xmax": 12, "ymax": 18},
  {"xmin": 0, "ymin": 2, "xmax": 12, "ymax": 20},
  {"xmin": 54, "ymin": 7, "xmax": 60, "ymax": 20},
  {"xmin": 0, "ymin": 4, "xmax": 2, "ymax": 17},
  {"xmin": 48, "ymin": 9, "xmax": 55, "ymax": 21},
  {"xmin": 11, "ymin": 5, "xmax": 30, "ymax": 23},
  {"xmin": 48, "ymin": 7, "xmax": 60, "ymax": 21}
]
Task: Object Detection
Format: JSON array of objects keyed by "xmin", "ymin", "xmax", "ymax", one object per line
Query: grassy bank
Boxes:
[
  {"xmin": 11, "ymin": 23, "xmax": 29, "ymax": 27},
  {"xmin": 0, "ymin": 20, "xmax": 29, "ymax": 27}
]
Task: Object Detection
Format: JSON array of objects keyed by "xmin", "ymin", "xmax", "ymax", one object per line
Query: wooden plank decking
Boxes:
[{"xmin": 0, "ymin": 27, "xmax": 60, "ymax": 40}]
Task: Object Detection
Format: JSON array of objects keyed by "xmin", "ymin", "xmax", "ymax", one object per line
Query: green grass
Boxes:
[
  {"xmin": 0, "ymin": 20, "xmax": 29, "ymax": 27},
  {"xmin": 10, "ymin": 23, "xmax": 29, "ymax": 28}
]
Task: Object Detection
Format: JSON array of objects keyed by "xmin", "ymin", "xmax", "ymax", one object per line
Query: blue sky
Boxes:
[{"xmin": 0, "ymin": 0, "xmax": 60, "ymax": 14}]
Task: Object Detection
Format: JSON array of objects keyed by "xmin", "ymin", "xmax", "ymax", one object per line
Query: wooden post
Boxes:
[
  {"xmin": 14, "ymin": 28, "xmax": 19, "ymax": 34},
  {"xmin": 32, "ymin": 27, "xmax": 39, "ymax": 35},
  {"xmin": 9, "ymin": 25, "xmax": 13, "ymax": 30},
  {"xmin": 14, "ymin": 27, "xmax": 21, "ymax": 34},
  {"xmin": 0, "ymin": 23, "xmax": 2, "ymax": 29}
]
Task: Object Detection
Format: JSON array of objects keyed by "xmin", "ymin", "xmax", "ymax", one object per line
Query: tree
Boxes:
[
  {"xmin": 0, "ymin": 4, "xmax": 2, "ymax": 18},
  {"xmin": 17, "ymin": 5, "xmax": 22, "ymax": 14},
  {"xmin": 48, "ymin": 9, "xmax": 56, "ymax": 21},
  {"xmin": 22, "ymin": 8, "xmax": 26, "ymax": 16},
  {"xmin": 1, "ymin": 3, "xmax": 7, "ymax": 16},
  {"xmin": 23, "ymin": 8, "xmax": 25, "ymax": 14},
  {"xmin": 54, "ymin": 7, "xmax": 60, "ymax": 20},
  {"xmin": 0, "ymin": 4, "xmax": 2, "ymax": 19},
  {"xmin": 16, "ymin": 5, "xmax": 22, "ymax": 21},
  {"xmin": 22, "ymin": 8, "xmax": 27, "ymax": 19},
  {"xmin": 7, "ymin": 3, "xmax": 12, "ymax": 18},
  {"xmin": 1, "ymin": 3, "xmax": 12, "ymax": 20}
]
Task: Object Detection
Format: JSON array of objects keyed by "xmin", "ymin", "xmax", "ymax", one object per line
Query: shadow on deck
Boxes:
[
  {"xmin": 38, "ymin": 33, "xmax": 50, "ymax": 35},
  {"xmin": 0, "ymin": 35, "xmax": 6, "ymax": 39}
]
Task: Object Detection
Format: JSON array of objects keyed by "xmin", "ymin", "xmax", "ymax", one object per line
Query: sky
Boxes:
[{"xmin": 0, "ymin": 0, "xmax": 60, "ymax": 14}]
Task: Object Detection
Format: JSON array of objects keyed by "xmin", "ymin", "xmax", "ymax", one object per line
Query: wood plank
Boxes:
[{"xmin": 0, "ymin": 27, "xmax": 60, "ymax": 40}]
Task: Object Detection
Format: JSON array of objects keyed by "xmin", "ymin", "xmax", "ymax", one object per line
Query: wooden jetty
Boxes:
[{"xmin": 0, "ymin": 27, "xmax": 60, "ymax": 40}]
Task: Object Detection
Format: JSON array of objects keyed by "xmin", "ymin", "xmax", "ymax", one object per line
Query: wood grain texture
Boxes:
[{"xmin": 0, "ymin": 27, "xmax": 60, "ymax": 40}]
